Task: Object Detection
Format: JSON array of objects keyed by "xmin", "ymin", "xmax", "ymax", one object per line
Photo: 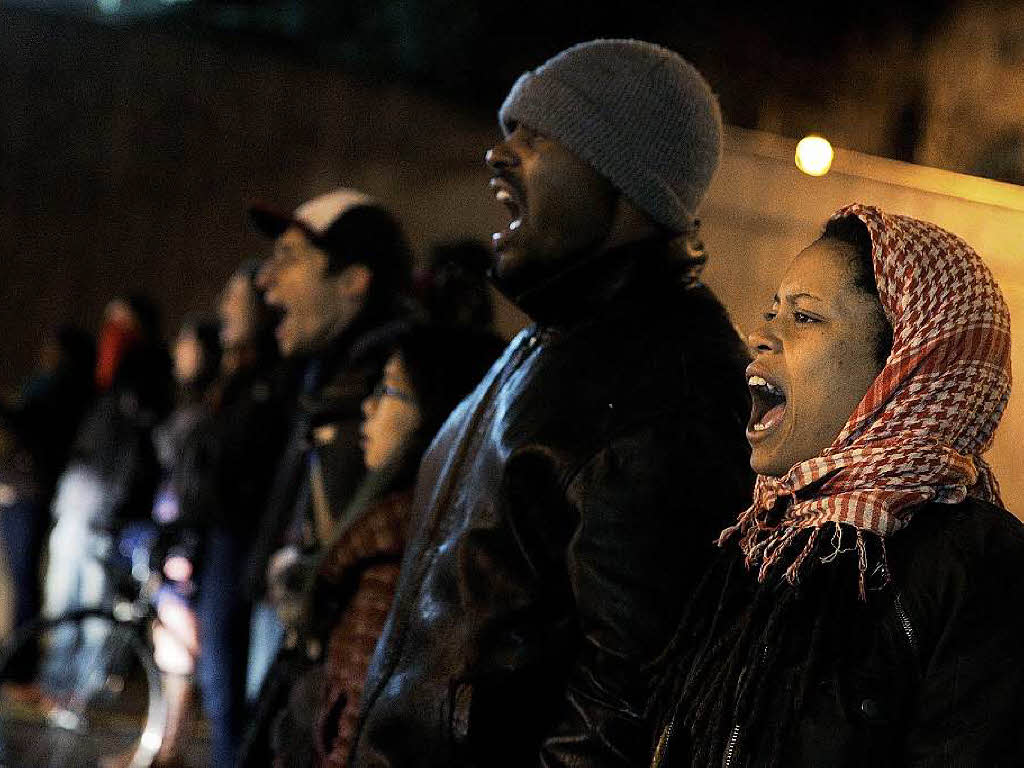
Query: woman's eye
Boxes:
[
  {"xmin": 793, "ymin": 311, "xmax": 817, "ymax": 324},
  {"xmin": 763, "ymin": 310, "xmax": 777, "ymax": 322}
]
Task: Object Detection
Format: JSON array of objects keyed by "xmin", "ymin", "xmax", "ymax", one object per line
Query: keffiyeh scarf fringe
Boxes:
[{"xmin": 724, "ymin": 516, "xmax": 883, "ymax": 601}]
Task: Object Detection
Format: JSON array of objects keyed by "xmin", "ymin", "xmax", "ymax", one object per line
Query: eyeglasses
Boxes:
[{"xmin": 370, "ymin": 381, "xmax": 418, "ymax": 406}]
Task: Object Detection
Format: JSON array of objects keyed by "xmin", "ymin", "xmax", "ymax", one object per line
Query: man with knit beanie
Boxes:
[{"xmin": 350, "ymin": 40, "xmax": 753, "ymax": 767}]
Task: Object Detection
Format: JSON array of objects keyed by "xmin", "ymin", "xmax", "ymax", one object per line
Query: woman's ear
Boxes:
[{"xmin": 337, "ymin": 263, "xmax": 373, "ymax": 299}]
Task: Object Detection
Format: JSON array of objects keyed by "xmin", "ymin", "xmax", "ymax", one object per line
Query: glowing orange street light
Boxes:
[{"xmin": 795, "ymin": 135, "xmax": 834, "ymax": 176}]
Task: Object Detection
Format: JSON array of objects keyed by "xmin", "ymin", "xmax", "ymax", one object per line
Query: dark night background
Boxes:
[
  {"xmin": 4, "ymin": 0, "xmax": 953, "ymax": 136},
  {"xmin": 2, "ymin": 0, "xmax": 1014, "ymax": 394}
]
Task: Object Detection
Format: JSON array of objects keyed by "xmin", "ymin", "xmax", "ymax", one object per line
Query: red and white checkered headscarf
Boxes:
[{"xmin": 721, "ymin": 204, "xmax": 1013, "ymax": 597}]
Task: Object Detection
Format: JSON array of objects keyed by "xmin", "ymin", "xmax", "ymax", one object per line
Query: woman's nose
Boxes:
[
  {"xmin": 747, "ymin": 325, "xmax": 779, "ymax": 355},
  {"xmin": 361, "ymin": 396, "xmax": 375, "ymax": 417}
]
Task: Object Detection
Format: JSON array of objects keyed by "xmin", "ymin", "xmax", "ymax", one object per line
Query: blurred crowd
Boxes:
[{"xmin": 0, "ymin": 197, "xmax": 504, "ymax": 766}]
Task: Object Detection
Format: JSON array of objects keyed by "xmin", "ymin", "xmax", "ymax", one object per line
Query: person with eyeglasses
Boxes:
[{"xmin": 265, "ymin": 323, "xmax": 504, "ymax": 768}]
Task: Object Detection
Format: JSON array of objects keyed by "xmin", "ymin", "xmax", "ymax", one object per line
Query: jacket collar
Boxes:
[{"xmin": 507, "ymin": 236, "xmax": 696, "ymax": 330}]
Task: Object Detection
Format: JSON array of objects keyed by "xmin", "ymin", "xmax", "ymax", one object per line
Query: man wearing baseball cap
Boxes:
[
  {"xmin": 350, "ymin": 40, "xmax": 753, "ymax": 766},
  {"xmin": 239, "ymin": 189, "xmax": 412, "ymax": 762}
]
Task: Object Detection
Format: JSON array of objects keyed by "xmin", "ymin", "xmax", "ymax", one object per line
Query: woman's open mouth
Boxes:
[{"xmin": 747, "ymin": 373, "xmax": 787, "ymax": 438}]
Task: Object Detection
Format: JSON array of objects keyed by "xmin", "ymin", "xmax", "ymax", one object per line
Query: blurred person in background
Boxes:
[
  {"xmin": 40, "ymin": 296, "xmax": 171, "ymax": 698},
  {"xmin": 240, "ymin": 189, "xmax": 413, "ymax": 754},
  {"xmin": 152, "ymin": 316, "xmax": 223, "ymax": 534},
  {"xmin": 417, "ymin": 239, "xmax": 496, "ymax": 330},
  {"xmin": 162, "ymin": 262, "xmax": 292, "ymax": 767},
  {"xmin": 110, "ymin": 266, "xmax": 291, "ymax": 768},
  {"xmin": 350, "ymin": 40, "xmax": 753, "ymax": 768},
  {"xmin": 268, "ymin": 321, "xmax": 504, "ymax": 768},
  {"xmin": 653, "ymin": 206, "xmax": 1024, "ymax": 767},
  {"xmin": 0, "ymin": 325, "xmax": 94, "ymax": 637},
  {"xmin": 125, "ymin": 314, "xmax": 222, "ymax": 768}
]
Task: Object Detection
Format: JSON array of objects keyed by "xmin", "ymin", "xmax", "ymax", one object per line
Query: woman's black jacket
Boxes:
[{"xmin": 657, "ymin": 497, "xmax": 1024, "ymax": 768}]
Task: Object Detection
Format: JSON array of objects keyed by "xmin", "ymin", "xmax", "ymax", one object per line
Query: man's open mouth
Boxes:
[
  {"xmin": 747, "ymin": 373, "xmax": 787, "ymax": 435},
  {"xmin": 489, "ymin": 176, "xmax": 524, "ymax": 247}
]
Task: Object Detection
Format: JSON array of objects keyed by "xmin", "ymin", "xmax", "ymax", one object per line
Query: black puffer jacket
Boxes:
[
  {"xmin": 656, "ymin": 497, "xmax": 1024, "ymax": 768},
  {"xmin": 351, "ymin": 239, "xmax": 754, "ymax": 768}
]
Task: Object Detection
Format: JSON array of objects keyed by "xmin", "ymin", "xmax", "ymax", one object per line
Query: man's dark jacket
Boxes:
[{"xmin": 350, "ymin": 239, "xmax": 754, "ymax": 767}]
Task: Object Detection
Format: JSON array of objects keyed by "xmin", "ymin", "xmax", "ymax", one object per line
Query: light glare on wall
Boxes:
[{"xmin": 795, "ymin": 135, "xmax": 834, "ymax": 176}]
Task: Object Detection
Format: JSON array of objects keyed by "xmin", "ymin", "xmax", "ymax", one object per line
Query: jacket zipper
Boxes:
[
  {"xmin": 892, "ymin": 592, "xmax": 917, "ymax": 653},
  {"xmin": 721, "ymin": 642, "xmax": 768, "ymax": 768},
  {"xmin": 722, "ymin": 723, "xmax": 741, "ymax": 768},
  {"xmin": 879, "ymin": 561, "xmax": 917, "ymax": 654},
  {"xmin": 651, "ymin": 719, "xmax": 674, "ymax": 768},
  {"xmin": 652, "ymin": 644, "xmax": 759, "ymax": 768}
]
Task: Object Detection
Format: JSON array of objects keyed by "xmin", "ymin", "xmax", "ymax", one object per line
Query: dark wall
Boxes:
[{"xmin": 1, "ymin": 9, "xmax": 512, "ymax": 392}]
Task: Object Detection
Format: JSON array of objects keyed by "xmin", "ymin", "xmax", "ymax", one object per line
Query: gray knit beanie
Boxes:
[{"xmin": 499, "ymin": 39, "xmax": 722, "ymax": 234}]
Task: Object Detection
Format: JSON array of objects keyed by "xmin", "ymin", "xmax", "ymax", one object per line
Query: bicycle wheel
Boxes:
[{"xmin": 0, "ymin": 609, "xmax": 167, "ymax": 768}]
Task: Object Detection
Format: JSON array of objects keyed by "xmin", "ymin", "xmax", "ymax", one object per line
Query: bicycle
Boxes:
[{"xmin": 0, "ymin": 524, "xmax": 168, "ymax": 768}]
